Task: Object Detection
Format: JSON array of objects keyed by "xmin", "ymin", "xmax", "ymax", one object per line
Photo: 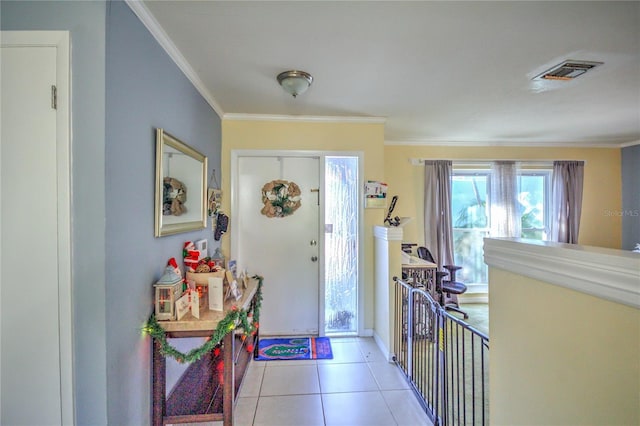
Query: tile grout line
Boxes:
[
  {"xmin": 252, "ymin": 360, "xmax": 266, "ymax": 425},
  {"xmin": 316, "ymin": 361, "xmax": 328, "ymax": 426},
  {"xmin": 379, "ymin": 390, "xmax": 401, "ymax": 426},
  {"xmin": 362, "ymin": 341, "xmax": 401, "ymax": 426}
]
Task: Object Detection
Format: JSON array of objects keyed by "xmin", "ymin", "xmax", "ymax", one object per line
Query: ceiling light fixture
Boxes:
[{"xmin": 277, "ymin": 70, "xmax": 313, "ymax": 98}]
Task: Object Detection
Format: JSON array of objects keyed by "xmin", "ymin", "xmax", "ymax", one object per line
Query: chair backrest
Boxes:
[{"xmin": 416, "ymin": 246, "xmax": 436, "ymax": 264}]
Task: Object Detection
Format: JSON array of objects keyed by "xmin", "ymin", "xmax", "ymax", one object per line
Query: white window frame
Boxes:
[
  {"xmin": 451, "ymin": 169, "xmax": 491, "ymax": 287},
  {"xmin": 451, "ymin": 164, "xmax": 552, "ymax": 288},
  {"xmin": 517, "ymin": 170, "xmax": 552, "ymax": 240}
]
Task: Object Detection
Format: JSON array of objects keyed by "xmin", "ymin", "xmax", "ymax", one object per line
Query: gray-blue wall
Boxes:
[
  {"xmin": 105, "ymin": 1, "xmax": 220, "ymax": 423},
  {"xmin": 1, "ymin": 1, "xmax": 108, "ymax": 424},
  {"xmin": 2, "ymin": 1, "xmax": 221, "ymax": 424},
  {"xmin": 621, "ymin": 144, "xmax": 640, "ymax": 250}
]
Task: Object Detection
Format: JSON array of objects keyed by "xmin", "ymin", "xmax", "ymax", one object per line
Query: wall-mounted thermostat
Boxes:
[{"xmin": 196, "ymin": 239, "xmax": 208, "ymax": 258}]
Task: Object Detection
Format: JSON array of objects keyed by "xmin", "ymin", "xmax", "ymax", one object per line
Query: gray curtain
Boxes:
[
  {"xmin": 551, "ymin": 161, "xmax": 585, "ymax": 243},
  {"xmin": 490, "ymin": 161, "xmax": 521, "ymax": 238},
  {"xmin": 424, "ymin": 160, "xmax": 454, "ymax": 270}
]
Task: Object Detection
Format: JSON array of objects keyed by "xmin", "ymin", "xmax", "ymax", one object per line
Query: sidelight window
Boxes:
[{"xmin": 324, "ymin": 156, "xmax": 359, "ymax": 334}]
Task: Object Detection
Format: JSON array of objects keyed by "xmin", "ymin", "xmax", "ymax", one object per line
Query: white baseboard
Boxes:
[
  {"xmin": 459, "ymin": 293, "xmax": 488, "ymax": 304},
  {"xmin": 372, "ymin": 331, "xmax": 393, "ymax": 362},
  {"xmin": 361, "ymin": 328, "xmax": 374, "ymax": 337}
]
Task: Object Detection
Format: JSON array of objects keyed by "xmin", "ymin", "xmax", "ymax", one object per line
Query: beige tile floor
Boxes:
[
  {"xmin": 233, "ymin": 337, "xmax": 433, "ymax": 426},
  {"xmin": 176, "ymin": 306, "xmax": 488, "ymax": 426}
]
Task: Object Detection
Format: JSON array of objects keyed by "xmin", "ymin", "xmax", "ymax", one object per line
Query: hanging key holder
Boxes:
[{"xmin": 207, "ymin": 169, "xmax": 222, "ymax": 217}]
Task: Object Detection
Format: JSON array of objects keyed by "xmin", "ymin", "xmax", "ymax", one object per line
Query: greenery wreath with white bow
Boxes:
[{"xmin": 261, "ymin": 180, "xmax": 302, "ymax": 218}]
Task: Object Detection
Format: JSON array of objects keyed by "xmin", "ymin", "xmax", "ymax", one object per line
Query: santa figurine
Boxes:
[{"xmin": 183, "ymin": 241, "xmax": 201, "ymax": 272}]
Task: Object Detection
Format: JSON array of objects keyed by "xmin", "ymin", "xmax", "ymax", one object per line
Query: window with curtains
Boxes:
[{"xmin": 451, "ymin": 167, "xmax": 551, "ymax": 286}]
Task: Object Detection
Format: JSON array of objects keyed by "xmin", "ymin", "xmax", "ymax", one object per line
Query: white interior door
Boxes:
[
  {"xmin": 1, "ymin": 32, "xmax": 72, "ymax": 425},
  {"xmin": 236, "ymin": 156, "xmax": 320, "ymax": 336}
]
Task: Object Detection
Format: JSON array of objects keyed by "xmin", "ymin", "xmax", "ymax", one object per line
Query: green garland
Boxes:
[{"xmin": 144, "ymin": 275, "xmax": 263, "ymax": 363}]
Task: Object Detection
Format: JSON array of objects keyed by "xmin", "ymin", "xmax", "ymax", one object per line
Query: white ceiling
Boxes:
[{"xmin": 137, "ymin": 1, "xmax": 640, "ymax": 147}]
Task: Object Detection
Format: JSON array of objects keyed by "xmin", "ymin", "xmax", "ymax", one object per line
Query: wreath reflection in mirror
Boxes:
[
  {"xmin": 163, "ymin": 177, "xmax": 187, "ymax": 216},
  {"xmin": 261, "ymin": 180, "xmax": 301, "ymax": 218}
]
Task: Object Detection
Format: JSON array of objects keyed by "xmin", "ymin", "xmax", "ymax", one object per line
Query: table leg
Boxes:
[
  {"xmin": 152, "ymin": 338, "xmax": 166, "ymax": 426},
  {"xmin": 222, "ymin": 332, "xmax": 234, "ymax": 426}
]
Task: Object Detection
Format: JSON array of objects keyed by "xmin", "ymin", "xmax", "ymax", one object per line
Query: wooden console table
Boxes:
[{"xmin": 152, "ymin": 278, "xmax": 260, "ymax": 426}]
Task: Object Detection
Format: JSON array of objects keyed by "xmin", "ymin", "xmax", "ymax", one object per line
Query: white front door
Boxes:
[
  {"xmin": 236, "ymin": 156, "xmax": 320, "ymax": 336},
  {"xmin": 0, "ymin": 32, "xmax": 72, "ymax": 425}
]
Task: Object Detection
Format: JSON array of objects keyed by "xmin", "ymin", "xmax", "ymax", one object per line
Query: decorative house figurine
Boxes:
[
  {"xmin": 154, "ymin": 266, "xmax": 183, "ymax": 321},
  {"xmin": 211, "ymin": 247, "xmax": 225, "ymax": 269}
]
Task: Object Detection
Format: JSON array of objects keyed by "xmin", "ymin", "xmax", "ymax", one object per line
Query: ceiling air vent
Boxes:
[{"xmin": 533, "ymin": 60, "xmax": 603, "ymax": 81}]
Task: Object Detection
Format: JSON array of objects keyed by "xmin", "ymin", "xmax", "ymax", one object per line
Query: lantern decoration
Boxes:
[{"xmin": 154, "ymin": 266, "xmax": 183, "ymax": 320}]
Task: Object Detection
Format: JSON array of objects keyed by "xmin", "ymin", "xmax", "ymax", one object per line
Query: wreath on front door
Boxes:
[{"xmin": 261, "ymin": 180, "xmax": 302, "ymax": 218}]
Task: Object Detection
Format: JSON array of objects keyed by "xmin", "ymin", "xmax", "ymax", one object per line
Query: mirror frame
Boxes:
[{"xmin": 155, "ymin": 128, "xmax": 208, "ymax": 237}]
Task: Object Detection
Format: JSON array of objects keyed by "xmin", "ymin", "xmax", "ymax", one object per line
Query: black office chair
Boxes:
[
  {"xmin": 416, "ymin": 246, "xmax": 468, "ymax": 319},
  {"xmin": 416, "ymin": 246, "xmax": 448, "ymax": 291}
]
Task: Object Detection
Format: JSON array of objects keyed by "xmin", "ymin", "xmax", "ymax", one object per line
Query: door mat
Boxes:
[{"xmin": 256, "ymin": 337, "xmax": 333, "ymax": 361}]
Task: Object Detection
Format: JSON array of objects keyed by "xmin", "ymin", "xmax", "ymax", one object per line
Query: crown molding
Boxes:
[
  {"xmin": 484, "ymin": 238, "xmax": 640, "ymax": 310},
  {"xmin": 125, "ymin": 0, "xmax": 224, "ymax": 118},
  {"xmin": 620, "ymin": 139, "xmax": 640, "ymax": 148},
  {"xmin": 385, "ymin": 138, "xmax": 633, "ymax": 148},
  {"xmin": 224, "ymin": 113, "xmax": 386, "ymax": 124}
]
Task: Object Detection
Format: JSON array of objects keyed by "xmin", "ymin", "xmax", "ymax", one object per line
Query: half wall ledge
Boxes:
[{"xmin": 483, "ymin": 238, "xmax": 640, "ymax": 310}]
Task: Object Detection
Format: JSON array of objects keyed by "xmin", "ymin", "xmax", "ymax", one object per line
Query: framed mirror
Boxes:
[{"xmin": 155, "ymin": 128, "xmax": 207, "ymax": 237}]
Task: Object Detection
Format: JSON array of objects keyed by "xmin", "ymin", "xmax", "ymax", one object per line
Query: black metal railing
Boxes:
[{"xmin": 393, "ymin": 278, "xmax": 489, "ymax": 426}]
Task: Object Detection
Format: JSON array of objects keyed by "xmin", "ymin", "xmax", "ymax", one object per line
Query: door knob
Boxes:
[
  {"xmin": 310, "ymin": 240, "xmax": 317, "ymax": 246},
  {"xmin": 311, "ymin": 256, "xmax": 318, "ymax": 262}
]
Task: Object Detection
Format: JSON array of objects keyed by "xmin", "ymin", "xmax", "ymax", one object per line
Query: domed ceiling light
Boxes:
[{"xmin": 277, "ymin": 70, "xmax": 313, "ymax": 98}]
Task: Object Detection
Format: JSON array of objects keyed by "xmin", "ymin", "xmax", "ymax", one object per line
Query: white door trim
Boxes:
[
  {"xmin": 230, "ymin": 149, "xmax": 365, "ymax": 336},
  {"xmin": 1, "ymin": 31, "xmax": 74, "ymax": 424}
]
